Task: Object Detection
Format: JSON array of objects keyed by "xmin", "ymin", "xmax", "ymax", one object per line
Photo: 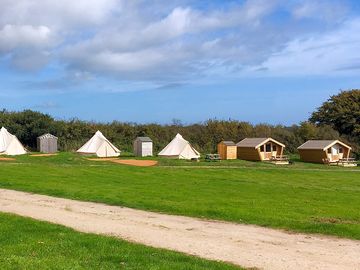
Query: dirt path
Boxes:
[
  {"xmin": 0, "ymin": 157, "xmax": 16, "ymax": 161},
  {"xmin": 111, "ymin": 159, "xmax": 158, "ymax": 166},
  {"xmin": 88, "ymin": 158, "xmax": 158, "ymax": 167},
  {"xmin": 30, "ymin": 153, "xmax": 58, "ymax": 157},
  {"xmin": 0, "ymin": 189, "xmax": 359, "ymax": 270}
]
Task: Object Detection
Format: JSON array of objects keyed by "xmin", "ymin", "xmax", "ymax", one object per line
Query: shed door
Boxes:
[{"xmin": 142, "ymin": 142, "xmax": 153, "ymax": 156}]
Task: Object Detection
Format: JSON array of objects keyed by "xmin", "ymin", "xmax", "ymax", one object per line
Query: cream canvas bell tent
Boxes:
[
  {"xmin": 77, "ymin": 130, "xmax": 120, "ymax": 157},
  {"xmin": 158, "ymin": 133, "xmax": 200, "ymax": 159},
  {"xmin": 0, "ymin": 127, "xmax": 26, "ymax": 155}
]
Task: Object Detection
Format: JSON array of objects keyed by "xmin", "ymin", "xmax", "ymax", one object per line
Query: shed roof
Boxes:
[
  {"xmin": 219, "ymin": 141, "xmax": 236, "ymax": 146},
  {"xmin": 236, "ymin": 138, "xmax": 285, "ymax": 148},
  {"xmin": 135, "ymin": 137, "xmax": 152, "ymax": 142},
  {"xmin": 297, "ymin": 140, "xmax": 351, "ymax": 150},
  {"xmin": 38, "ymin": 133, "xmax": 58, "ymax": 139}
]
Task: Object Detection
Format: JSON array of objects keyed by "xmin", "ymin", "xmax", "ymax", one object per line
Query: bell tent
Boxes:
[
  {"xmin": 158, "ymin": 133, "xmax": 200, "ymax": 160},
  {"xmin": 0, "ymin": 127, "xmax": 26, "ymax": 155},
  {"xmin": 77, "ymin": 130, "xmax": 120, "ymax": 157}
]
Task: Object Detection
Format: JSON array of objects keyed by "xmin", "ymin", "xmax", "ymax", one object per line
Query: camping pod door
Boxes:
[
  {"xmin": 327, "ymin": 144, "xmax": 344, "ymax": 162},
  {"xmin": 260, "ymin": 143, "xmax": 278, "ymax": 160}
]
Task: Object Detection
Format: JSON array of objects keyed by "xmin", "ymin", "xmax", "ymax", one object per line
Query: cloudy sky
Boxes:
[{"xmin": 1, "ymin": 0, "xmax": 360, "ymax": 124}]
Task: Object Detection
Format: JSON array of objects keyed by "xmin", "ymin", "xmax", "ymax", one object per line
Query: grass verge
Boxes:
[{"xmin": 0, "ymin": 212, "xmax": 241, "ymax": 270}]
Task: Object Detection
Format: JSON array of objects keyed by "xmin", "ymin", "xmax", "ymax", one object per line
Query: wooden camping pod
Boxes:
[
  {"xmin": 236, "ymin": 138, "xmax": 285, "ymax": 161},
  {"xmin": 298, "ymin": 140, "xmax": 351, "ymax": 164}
]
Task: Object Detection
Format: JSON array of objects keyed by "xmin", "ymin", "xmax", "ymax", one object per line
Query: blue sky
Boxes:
[{"xmin": 1, "ymin": 0, "xmax": 360, "ymax": 125}]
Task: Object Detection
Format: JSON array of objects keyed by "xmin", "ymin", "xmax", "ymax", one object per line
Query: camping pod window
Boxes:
[
  {"xmin": 265, "ymin": 144, "xmax": 271, "ymax": 152},
  {"xmin": 260, "ymin": 145, "xmax": 264, "ymax": 152},
  {"xmin": 339, "ymin": 147, "xmax": 343, "ymax": 153},
  {"xmin": 272, "ymin": 145, "xmax": 277, "ymax": 151},
  {"xmin": 327, "ymin": 148, "xmax": 332, "ymax": 154}
]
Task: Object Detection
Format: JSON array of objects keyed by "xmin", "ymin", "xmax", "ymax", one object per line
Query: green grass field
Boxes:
[
  {"xmin": 0, "ymin": 153, "xmax": 359, "ymax": 240},
  {"xmin": 0, "ymin": 212, "xmax": 240, "ymax": 270}
]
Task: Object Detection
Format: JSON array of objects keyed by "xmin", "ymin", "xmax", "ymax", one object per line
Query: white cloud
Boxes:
[
  {"xmin": 257, "ymin": 19, "xmax": 360, "ymax": 76},
  {"xmin": 0, "ymin": 24, "xmax": 54, "ymax": 70},
  {"xmin": 0, "ymin": 0, "xmax": 119, "ymax": 69},
  {"xmin": 61, "ymin": 0, "xmax": 280, "ymax": 80},
  {"xmin": 64, "ymin": 45, "xmax": 195, "ymax": 81},
  {"xmin": 32, "ymin": 101, "xmax": 59, "ymax": 109},
  {"xmin": 11, "ymin": 51, "xmax": 50, "ymax": 71},
  {"xmin": 0, "ymin": 24, "xmax": 53, "ymax": 52},
  {"xmin": 0, "ymin": 0, "xmax": 119, "ymax": 28},
  {"xmin": 145, "ymin": 0, "xmax": 277, "ymax": 35},
  {"xmin": 0, "ymin": 0, "xmax": 358, "ymax": 79},
  {"xmin": 291, "ymin": 0, "xmax": 348, "ymax": 22}
]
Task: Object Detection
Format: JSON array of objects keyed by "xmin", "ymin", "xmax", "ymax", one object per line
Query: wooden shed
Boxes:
[
  {"xmin": 298, "ymin": 140, "xmax": 351, "ymax": 164},
  {"xmin": 133, "ymin": 137, "xmax": 153, "ymax": 157},
  {"xmin": 217, "ymin": 141, "xmax": 237, "ymax": 160},
  {"xmin": 236, "ymin": 138, "xmax": 285, "ymax": 161},
  {"xmin": 37, "ymin": 133, "xmax": 58, "ymax": 153}
]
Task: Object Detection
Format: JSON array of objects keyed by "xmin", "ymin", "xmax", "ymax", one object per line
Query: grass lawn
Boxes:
[
  {"xmin": 0, "ymin": 212, "xmax": 240, "ymax": 270},
  {"xmin": 0, "ymin": 153, "xmax": 359, "ymax": 240}
]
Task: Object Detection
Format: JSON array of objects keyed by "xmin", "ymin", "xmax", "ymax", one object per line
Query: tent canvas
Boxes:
[
  {"xmin": 0, "ymin": 127, "xmax": 26, "ymax": 155},
  {"xmin": 158, "ymin": 133, "xmax": 200, "ymax": 159},
  {"xmin": 77, "ymin": 130, "xmax": 120, "ymax": 157}
]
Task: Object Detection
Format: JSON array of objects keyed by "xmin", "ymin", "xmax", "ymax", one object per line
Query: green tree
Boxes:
[
  {"xmin": 295, "ymin": 122, "xmax": 318, "ymax": 141},
  {"xmin": 310, "ymin": 90, "xmax": 360, "ymax": 137}
]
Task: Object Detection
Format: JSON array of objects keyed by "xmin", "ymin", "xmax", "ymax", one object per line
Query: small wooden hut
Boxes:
[
  {"xmin": 298, "ymin": 140, "xmax": 351, "ymax": 164},
  {"xmin": 236, "ymin": 138, "xmax": 286, "ymax": 162},
  {"xmin": 37, "ymin": 133, "xmax": 58, "ymax": 153},
  {"xmin": 133, "ymin": 137, "xmax": 153, "ymax": 157},
  {"xmin": 217, "ymin": 141, "xmax": 237, "ymax": 160}
]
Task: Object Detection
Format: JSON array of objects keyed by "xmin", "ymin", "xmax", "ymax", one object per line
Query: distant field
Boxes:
[
  {"xmin": 0, "ymin": 153, "xmax": 359, "ymax": 240},
  {"xmin": 0, "ymin": 213, "xmax": 240, "ymax": 270}
]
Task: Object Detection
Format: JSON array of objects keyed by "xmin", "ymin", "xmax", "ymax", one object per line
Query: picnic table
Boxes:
[
  {"xmin": 205, "ymin": 154, "xmax": 221, "ymax": 162},
  {"xmin": 323, "ymin": 158, "xmax": 358, "ymax": 167},
  {"xmin": 269, "ymin": 155, "xmax": 290, "ymax": 165},
  {"xmin": 337, "ymin": 158, "xmax": 358, "ymax": 167}
]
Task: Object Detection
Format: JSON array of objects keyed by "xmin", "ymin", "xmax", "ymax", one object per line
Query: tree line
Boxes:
[{"xmin": 1, "ymin": 89, "xmax": 359, "ymax": 157}]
